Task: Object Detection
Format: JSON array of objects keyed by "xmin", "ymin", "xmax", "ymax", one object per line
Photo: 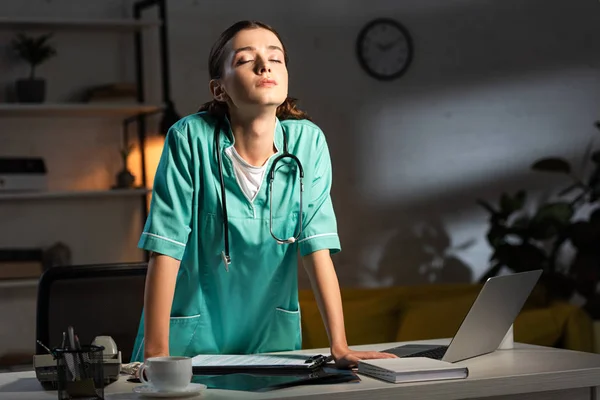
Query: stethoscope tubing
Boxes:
[{"xmin": 214, "ymin": 119, "xmax": 304, "ymax": 270}]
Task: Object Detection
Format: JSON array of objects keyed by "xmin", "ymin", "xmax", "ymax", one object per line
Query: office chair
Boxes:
[{"xmin": 35, "ymin": 262, "xmax": 147, "ymax": 363}]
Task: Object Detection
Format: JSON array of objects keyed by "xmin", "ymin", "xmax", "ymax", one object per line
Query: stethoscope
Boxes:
[{"xmin": 214, "ymin": 119, "xmax": 304, "ymax": 270}]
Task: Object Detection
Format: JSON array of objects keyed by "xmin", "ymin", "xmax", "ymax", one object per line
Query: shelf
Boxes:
[
  {"xmin": 0, "ymin": 278, "xmax": 38, "ymax": 289},
  {"xmin": 0, "ymin": 188, "xmax": 150, "ymax": 201},
  {"xmin": 0, "ymin": 17, "xmax": 160, "ymax": 31},
  {"xmin": 0, "ymin": 103, "xmax": 163, "ymax": 117}
]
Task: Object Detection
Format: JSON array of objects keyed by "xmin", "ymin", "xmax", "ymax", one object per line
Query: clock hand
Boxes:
[{"xmin": 379, "ymin": 39, "xmax": 401, "ymax": 51}]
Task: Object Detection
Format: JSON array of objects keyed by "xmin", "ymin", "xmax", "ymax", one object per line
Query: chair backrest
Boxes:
[{"xmin": 35, "ymin": 263, "xmax": 147, "ymax": 362}]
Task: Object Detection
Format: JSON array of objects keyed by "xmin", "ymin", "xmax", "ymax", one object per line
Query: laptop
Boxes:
[{"xmin": 383, "ymin": 269, "xmax": 543, "ymax": 363}]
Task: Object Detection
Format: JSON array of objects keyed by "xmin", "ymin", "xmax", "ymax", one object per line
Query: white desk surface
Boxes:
[{"xmin": 1, "ymin": 339, "xmax": 600, "ymax": 400}]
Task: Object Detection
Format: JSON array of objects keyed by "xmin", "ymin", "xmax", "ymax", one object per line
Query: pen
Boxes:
[
  {"xmin": 67, "ymin": 326, "xmax": 76, "ymax": 350},
  {"xmin": 36, "ymin": 340, "xmax": 53, "ymax": 355},
  {"xmin": 61, "ymin": 332, "xmax": 66, "ymax": 349}
]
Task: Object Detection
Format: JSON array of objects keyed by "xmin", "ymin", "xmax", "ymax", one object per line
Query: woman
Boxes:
[{"xmin": 131, "ymin": 20, "xmax": 395, "ymax": 368}]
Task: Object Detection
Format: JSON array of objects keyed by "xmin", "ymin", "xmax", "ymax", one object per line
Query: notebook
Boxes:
[{"xmin": 357, "ymin": 357, "xmax": 468, "ymax": 384}]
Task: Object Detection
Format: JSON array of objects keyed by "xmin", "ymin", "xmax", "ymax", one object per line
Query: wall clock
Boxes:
[{"xmin": 356, "ymin": 18, "xmax": 413, "ymax": 81}]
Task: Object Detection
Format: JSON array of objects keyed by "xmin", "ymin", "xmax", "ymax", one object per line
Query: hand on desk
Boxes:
[{"xmin": 331, "ymin": 346, "xmax": 397, "ymax": 369}]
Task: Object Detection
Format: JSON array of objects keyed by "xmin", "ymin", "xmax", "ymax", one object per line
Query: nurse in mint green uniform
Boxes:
[{"xmin": 131, "ymin": 20, "xmax": 395, "ymax": 368}]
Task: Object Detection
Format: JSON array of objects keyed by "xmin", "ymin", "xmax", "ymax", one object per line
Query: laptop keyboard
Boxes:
[{"xmin": 402, "ymin": 345, "xmax": 448, "ymax": 360}]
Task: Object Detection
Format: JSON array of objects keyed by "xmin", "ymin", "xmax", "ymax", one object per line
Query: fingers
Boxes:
[{"xmin": 359, "ymin": 351, "xmax": 398, "ymax": 359}]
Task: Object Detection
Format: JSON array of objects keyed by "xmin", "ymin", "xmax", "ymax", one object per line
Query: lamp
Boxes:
[
  {"xmin": 117, "ymin": 0, "xmax": 181, "ymax": 202},
  {"xmin": 115, "ymin": 106, "xmax": 172, "ymax": 189}
]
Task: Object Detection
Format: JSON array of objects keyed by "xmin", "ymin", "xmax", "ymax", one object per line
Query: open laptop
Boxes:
[{"xmin": 383, "ymin": 269, "xmax": 543, "ymax": 363}]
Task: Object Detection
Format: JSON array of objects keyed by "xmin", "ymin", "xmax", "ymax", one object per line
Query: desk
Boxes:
[{"xmin": 1, "ymin": 340, "xmax": 600, "ymax": 399}]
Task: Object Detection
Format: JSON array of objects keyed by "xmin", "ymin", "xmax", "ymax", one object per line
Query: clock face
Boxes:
[{"xmin": 356, "ymin": 18, "xmax": 413, "ymax": 81}]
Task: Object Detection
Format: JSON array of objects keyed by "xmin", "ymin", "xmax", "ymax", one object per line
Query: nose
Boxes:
[{"xmin": 255, "ymin": 57, "xmax": 272, "ymax": 75}]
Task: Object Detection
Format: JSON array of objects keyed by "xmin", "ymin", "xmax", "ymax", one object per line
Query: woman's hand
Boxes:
[{"xmin": 331, "ymin": 346, "xmax": 397, "ymax": 369}]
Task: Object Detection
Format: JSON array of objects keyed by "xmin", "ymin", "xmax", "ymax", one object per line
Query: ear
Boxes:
[{"xmin": 209, "ymin": 79, "xmax": 228, "ymax": 102}]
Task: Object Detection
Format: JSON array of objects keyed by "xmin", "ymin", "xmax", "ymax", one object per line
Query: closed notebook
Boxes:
[{"xmin": 357, "ymin": 357, "xmax": 468, "ymax": 384}]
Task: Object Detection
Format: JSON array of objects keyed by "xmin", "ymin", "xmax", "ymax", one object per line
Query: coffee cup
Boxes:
[{"xmin": 138, "ymin": 356, "xmax": 192, "ymax": 392}]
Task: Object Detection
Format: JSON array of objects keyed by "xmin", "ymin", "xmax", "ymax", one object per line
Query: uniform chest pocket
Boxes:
[{"xmin": 268, "ymin": 213, "xmax": 300, "ymax": 244}]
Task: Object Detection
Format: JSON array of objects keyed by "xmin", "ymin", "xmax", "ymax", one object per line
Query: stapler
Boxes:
[{"xmin": 33, "ymin": 336, "xmax": 122, "ymax": 389}]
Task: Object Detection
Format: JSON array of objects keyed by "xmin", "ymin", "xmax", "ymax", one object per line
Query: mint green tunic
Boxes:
[{"xmin": 131, "ymin": 112, "xmax": 340, "ymax": 361}]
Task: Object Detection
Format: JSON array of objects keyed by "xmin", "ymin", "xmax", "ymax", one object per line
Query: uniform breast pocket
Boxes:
[{"xmin": 269, "ymin": 213, "xmax": 300, "ymax": 243}]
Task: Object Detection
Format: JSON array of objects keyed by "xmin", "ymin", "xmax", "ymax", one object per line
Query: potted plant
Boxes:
[
  {"xmin": 10, "ymin": 33, "xmax": 57, "ymax": 103},
  {"xmin": 114, "ymin": 144, "xmax": 136, "ymax": 189},
  {"xmin": 477, "ymin": 121, "xmax": 600, "ymax": 318}
]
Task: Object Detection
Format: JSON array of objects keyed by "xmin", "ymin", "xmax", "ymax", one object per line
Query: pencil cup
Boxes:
[
  {"xmin": 54, "ymin": 345, "xmax": 105, "ymax": 399},
  {"xmin": 498, "ymin": 323, "xmax": 514, "ymax": 350}
]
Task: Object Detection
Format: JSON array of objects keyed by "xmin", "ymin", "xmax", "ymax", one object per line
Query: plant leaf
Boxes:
[
  {"xmin": 558, "ymin": 182, "xmax": 582, "ymax": 196},
  {"xmin": 529, "ymin": 202, "xmax": 574, "ymax": 240},
  {"xmin": 476, "ymin": 199, "xmax": 497, "ymax": 215},
  {"xmin": 532, "ymin": 202, "xmax": 574, "ymax": 224},
  {"xmin": 531, "ymin": 158, "xmax": 571, "ymax": 174},
  {"xmin": 512, "ymin": 216, "xmax": 530, "ymax": 230},
  {"xmin": 500, "ymin": 190, "xmax": 526, "ymax": 216},
  {"xmin": 486, "ymin": 226, "xmax": 506, "ymax": 248}
]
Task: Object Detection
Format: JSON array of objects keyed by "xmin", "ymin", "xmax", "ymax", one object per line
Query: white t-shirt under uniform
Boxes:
[{"xmin": 225, "ymin": 146, "xmax": 267, "ymax": 201}]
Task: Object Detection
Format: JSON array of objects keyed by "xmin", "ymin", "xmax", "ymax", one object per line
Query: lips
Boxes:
[{"xmin": 257, "ymin": 78, "xmax": 277, "ymax": 87}]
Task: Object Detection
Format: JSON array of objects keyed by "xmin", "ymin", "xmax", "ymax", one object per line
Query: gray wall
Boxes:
[
  {"xmin": 167, "ymin": 0, "xmax": 600, "ymax": 287},
  {"xmin": 1, "ymin": 0, "xmax": 599, "ymax": 358}
]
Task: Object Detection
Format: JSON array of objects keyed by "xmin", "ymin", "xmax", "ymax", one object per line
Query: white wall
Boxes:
[{"xmin": 1, "ymin": 0, "xmax": 600, "ymax": 360}]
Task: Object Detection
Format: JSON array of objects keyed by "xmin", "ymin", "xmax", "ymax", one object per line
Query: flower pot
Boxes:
[
  {"xmin": 15, "ymin": 78, "xmax": 46, "ymax": 103},
  {"xmin": 115, "ymin": 169, "xmax": 135, "ymax": 189}
]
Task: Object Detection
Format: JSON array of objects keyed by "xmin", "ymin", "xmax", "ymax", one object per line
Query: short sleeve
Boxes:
[
  {"xmin": 138, "ymin": 127, "xmax": 193, "ymax": 260},
  {"xmin": 298, "ymin": 131, "xmax": 341, "ymax": 257}
]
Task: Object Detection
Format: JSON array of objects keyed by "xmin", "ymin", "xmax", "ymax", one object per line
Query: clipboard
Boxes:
[
  {"xmin": 191, "ymin": 367, "xmax": 360, "ymax": 391},
  {"xmin": 191, "ymin": 353, "xmax": 333, "ymax": 375}
]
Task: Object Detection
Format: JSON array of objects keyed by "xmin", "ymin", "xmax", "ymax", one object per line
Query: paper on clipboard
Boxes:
[{"xmin": 191, "ymin": 353, "xmax": 332, "ymax": 371}]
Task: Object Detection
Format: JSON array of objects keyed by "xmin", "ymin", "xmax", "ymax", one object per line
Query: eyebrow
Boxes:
[{"xmin": 233, "ymin": 45, "xmax": 284, "ymax": 55}]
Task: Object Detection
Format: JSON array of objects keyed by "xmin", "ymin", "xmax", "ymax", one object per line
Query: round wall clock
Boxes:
[{"xmin": 356, "ymin": 18, "xmax": 413, "ymax": 81}]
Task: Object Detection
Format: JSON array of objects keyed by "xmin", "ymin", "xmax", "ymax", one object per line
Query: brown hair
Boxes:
[{"xmin": 197, "ymin": 20, "xmax": 310, "ymax": 121}]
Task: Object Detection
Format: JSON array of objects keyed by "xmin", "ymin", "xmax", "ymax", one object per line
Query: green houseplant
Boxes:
[
  {"xmin": 477, "ymin": 122, "xmax": 600, "ymax": 318},
  {"xmin": 10, "ymin": 33, "xmax": 57, "ymax": 103}
]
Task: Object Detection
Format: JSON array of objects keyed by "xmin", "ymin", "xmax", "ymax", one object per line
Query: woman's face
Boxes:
[{"xmin": 213, "ymin": 28, "xmax": 289, "ymax": 113}]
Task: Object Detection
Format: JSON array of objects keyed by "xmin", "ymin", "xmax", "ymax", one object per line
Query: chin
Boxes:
[{"xmin": 248, "ymin": 96, "xmax": 286, "ymax": 109}]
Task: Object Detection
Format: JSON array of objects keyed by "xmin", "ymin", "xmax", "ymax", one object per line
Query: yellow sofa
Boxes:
[{"xmin": 298, "ymin": 283, "xmax": 594, "ymax": 353}]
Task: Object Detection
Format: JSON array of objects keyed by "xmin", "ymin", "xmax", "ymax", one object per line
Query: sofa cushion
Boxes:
[
  {"xmin": 395, "ymin": 294, "xmax": 477, "ymax": 341},
  {"xmin": 300, "ymin": 290, "xmax": 401, "ymax": 349},
  {"xmin": 513, "ymin": 307, "xmax": 562, "ymax": 347}
]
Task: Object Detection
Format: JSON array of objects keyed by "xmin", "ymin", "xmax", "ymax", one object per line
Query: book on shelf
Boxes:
[{"xmin": 357, "ymin": 357, "xmax": 468, "ymax": 384}]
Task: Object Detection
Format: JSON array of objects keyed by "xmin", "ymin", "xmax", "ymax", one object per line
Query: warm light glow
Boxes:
[{"xmin": 127, "ymin": 135, "xmax": 166, "ymax": 189}]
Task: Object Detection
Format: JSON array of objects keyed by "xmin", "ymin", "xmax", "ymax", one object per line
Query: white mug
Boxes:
[{"xmin": 139, "ymin": 356, "xmax": 192, "ymax": 392}]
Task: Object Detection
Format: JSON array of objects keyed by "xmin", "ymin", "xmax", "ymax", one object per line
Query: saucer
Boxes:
[{"xmin": 133, "ymin": 383, "xmax": 207, "ymax": 398}]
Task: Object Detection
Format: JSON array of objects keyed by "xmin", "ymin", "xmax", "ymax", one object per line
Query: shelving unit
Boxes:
[
  {"xmin": 0, "ymin": 17, "xmax": 160, "ymax": 31},
  {"xmin": 0, "ymin": 278, "xmax": 38, "ymax": 289},
  {"xmin": 0, "ymin": 103, "xmax": 162, "ymax": 117},
  {"xmin": 0, "ymin": 1, "xmax": 174, "ymax": 276},
  {"xmin": 0, "ymin": 188, "xmax": 150, "ymax": 202}
]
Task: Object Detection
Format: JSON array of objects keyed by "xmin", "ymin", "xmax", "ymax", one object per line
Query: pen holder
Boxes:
[{"xmin": 54, "ymin": 345, "xmax": 105, "ymax": 400}]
